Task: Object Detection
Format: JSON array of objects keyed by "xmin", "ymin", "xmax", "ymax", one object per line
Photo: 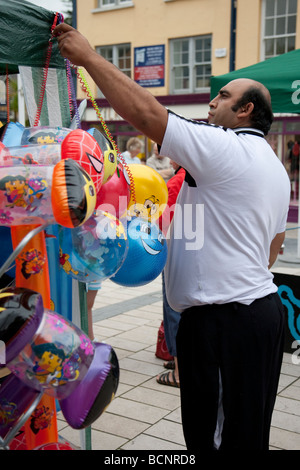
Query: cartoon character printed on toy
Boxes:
[
  {"xmin": 59, "ymin": 247, "xmax": 79, "ymax": 276},
  {"xmin": 0, "ymin": 175, "xmax": 29, "ymax": 208},
  {"xmin": 27, "ymin": 177, "xmax": 48, "ymax": 210},
  {"xmin": 0, "ymin": 174, "xmax": 48, "ymax": 213},
  {"xmin": 18, "ymin": 248, "xmax": 46, "ymax": 280},
  {"xmin": 30, "ymin": 404, "xmax": 54, "ymax": 435},
  {"xmin": 30, "ymin": 342, "xmax": 80, "ymax": 388},
  {"xmin": 0, "ymin": 399, "xmax": 19, "ymax": 428},
  {"xmin": 132, "ymin": 195, "xmax": 160, "ymax": 220}
]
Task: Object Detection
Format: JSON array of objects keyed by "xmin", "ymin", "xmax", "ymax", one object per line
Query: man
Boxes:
[
  {"xmin": 147, "ymin": 143, "xmax": 174, "ymax": 182},
  {"xmin": 54, "ymin": 24, "xmax": 291, "ymax": 450}
]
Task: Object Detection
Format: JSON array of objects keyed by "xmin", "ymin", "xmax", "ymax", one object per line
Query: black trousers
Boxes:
[{"xmin": 176, "ymin": 293, "xmax": 285, "ymax": 451}]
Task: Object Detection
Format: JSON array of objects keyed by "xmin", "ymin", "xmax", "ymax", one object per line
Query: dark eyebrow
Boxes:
[{"xmin": 219, "ymin": 88, "xmax": 230, "ymax": 97}]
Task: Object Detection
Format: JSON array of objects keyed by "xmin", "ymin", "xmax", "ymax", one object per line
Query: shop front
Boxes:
[{"xmin": 267, "ymin": 116, "xmax": 300, "ymax": 222}]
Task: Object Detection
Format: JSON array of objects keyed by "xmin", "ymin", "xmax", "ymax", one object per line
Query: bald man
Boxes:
[{"xmin": 54, "ymin": 24, "xmax": 291, "ymax": 451}]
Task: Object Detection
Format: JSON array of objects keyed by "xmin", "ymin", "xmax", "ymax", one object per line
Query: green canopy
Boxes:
[
  {"xmin": 210, "ymin": 49, "xmax": 300, "ymax": 114},
  {"xmin": 0, "ymin": 0, "xmax": 65, "ymax": 74}
]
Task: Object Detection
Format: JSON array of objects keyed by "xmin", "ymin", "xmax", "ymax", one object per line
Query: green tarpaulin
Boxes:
[
  {"xmin": 0, "ymin": 0, "xmax": 65, "ymax": 74},
  {"xmin": 210, "ymin": 49, "xmax": 300, "ymax": 114}
]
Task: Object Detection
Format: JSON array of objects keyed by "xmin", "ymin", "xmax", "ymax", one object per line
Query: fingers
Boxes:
[
  {"xmin": 52, "ymin": 22, "xmax": 74, "ymax": 37},
  {"xmin": 52, "ymin": 23, "xmax": 93, "ymax": 66}
]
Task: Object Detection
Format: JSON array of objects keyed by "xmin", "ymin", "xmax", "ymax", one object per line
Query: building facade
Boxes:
[{"xmin": 76, "ymin": 0, "xmax": 300, "ymax": 217}]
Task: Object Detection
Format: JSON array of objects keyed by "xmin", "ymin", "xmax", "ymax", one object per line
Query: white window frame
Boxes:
[
  {"xmin": 261, "ymin": 0, "xmax": 297, "ymax": 60},
  {"xmin": 95, "ymin": 0, "xmax": 134, "ymax": 11},
  {"xmin": 170, "ymin": 35, "xmax": 212, "ymax": 94},
  {"xmin": 96, "ymin": 43, "xmax": 131, "ymax": 97}
]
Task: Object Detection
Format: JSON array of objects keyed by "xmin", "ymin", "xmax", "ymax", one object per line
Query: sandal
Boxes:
[
  {"xmin": 163, "ymin": 360, "xmax": 175, "ymax": 370},
  {"xmin": 156, "ymin": 370, "xmax": 180, "ymax": 388}
]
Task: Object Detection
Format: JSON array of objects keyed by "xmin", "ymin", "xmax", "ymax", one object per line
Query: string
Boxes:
[
  {"xmin": 34, "ymin": 13, "xmax": 59, "ymax": 127},
  {"xmin": 65, "ymin": 59, "xmax": 81, "ymax": 129},
  {"xmin": 6, "ymin": 65, "xmax": 10, "ymax": 123},
  {"xmin": 75, "ymin": 66, "xmax": 136, "ymax": 204}
]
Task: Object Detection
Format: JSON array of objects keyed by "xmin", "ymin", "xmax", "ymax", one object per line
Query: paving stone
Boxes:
[
  {"xmin": 119, "ymin": 357, "xmax": 163, "ymax": 376},
  {"xmin": 144, "ymin": 419, "xmax": 185, "ymax": 446},
  {"xmin": 92, "ymin": 413, "xmax": 150, "ymax": 439},
  {"xmin": 120, "ymin": 434, "xmax": 186, "ymax": 451},
  {"xmin": 271, "ymin": 409, "xmax": 300, "ymax": 434},
  {"xmin": 121, "ymin": 386, "xmax": 181, "ymax": 411},
  {"xmin": 107, "ymin": 397, "xmax": 170, "ymax": 424},
  {"xmin": 270, "ymin": 426, "xmax": 300, "ymax": 450}
]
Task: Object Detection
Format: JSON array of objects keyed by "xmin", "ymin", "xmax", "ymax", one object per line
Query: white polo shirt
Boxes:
[{"xmin": 161, "ymin": 111, "xmax": 291, "ymax": 312}]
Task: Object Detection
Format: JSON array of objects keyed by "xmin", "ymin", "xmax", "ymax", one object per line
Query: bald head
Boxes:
[
  {"xmin": 229, "ymin": 78, "xmax": 273, "ymax": 135},
  {"xmin": 229, "ymin": 78, "xmax": 271, "ymax": 105}
]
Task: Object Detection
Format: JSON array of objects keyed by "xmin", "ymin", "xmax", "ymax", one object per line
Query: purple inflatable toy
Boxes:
[
  {"xmin": 0, "ymin": 288, "xmax": 44, "ymax": 366},
  {"xmin": 59, "ymin": 342, "xmax": 119, "ymax": 429}
]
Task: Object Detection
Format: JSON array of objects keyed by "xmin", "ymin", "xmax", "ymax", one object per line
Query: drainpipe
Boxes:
[
  {"xmin": 230, "ymin": 0, "xmax": 237, "ymax": 71},
  {"xmin": 72, "ymin": 0, "xmax": 77, "ymax": 29}
]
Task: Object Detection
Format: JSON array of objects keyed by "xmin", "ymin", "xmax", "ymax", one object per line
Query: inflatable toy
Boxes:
[
  {"xmin": 96, "ymin": 163, "xmax": 131, "ymax": 218},
  {"xmin": 8, "ymin": 308, "xmax": 95, "ymax": 400},
  {"xmin": 9, "ymin": 220, "xmax": 58, "ymax": 449},
  {"xmin": 0, "ymin": 286, "xmax": 120, "ymax": 441},
  {"xmin": 0, "ymin": 158, "xmax": 96, "ymax": 228},
  {"xmin": 0, "ymin": 123, "xmax": 102, "ymax": 449},
  {"xmin": 52, "ymin": 159, "xmax": 96, "ymax": 228},
  {"xmin": 0, "ymin": 121, "xmax": 25, "ymax": 147},
  {"xmin": 21, "ymin": 126, "xmax": 71, "ymax": 145},
  {"xmin": 0, "ymin": 121, "xmax": 71, "ymax": 151},
  {"xmin": 111, "ymin": 217, "xmax": 167, "ymax": 287},
  {"xmin": 87, "ymin": 128, "xmax": 117, "ymax": 184},
  {"xmin": 60, "ymin": 342, "xmax": 119, "ymax": 429},
  {"xmin": 0, "ymin": 373, "xmax": 43, "ymax": 447},
  {"xmin": 61, "ymin": 129, "xmax": 105, "ymax": 193},
  {"xmin": 58, "ymin": 210, "xmax": 128, "ymax": 283},
  {"xmin": 126, "ymin": 164, "xmax": 168, "ymax": 221},
  {"xmin": 0, "ymin": 287, "xmax": 44, "ymax": 366}
]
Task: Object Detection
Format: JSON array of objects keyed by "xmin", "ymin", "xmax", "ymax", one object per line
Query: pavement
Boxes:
[{"xmin": 57, "ymin": 223, "xmax": 300, "ymax": 451}]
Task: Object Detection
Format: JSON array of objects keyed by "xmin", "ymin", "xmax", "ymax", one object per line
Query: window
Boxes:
[
  {"xmin": 96, "ymin": 44, "xmax": 131, "ymax": 97},
  {"xmin": 170, "ymin": 36, "xmax": 211, "ymax": 94},
  {"xmin": 262, "ymin": 0, "xmax": 297, "ymax": 59},
  {"xmin": 97, "ymin": 0, "xmax": 133, "ymax": 9}
]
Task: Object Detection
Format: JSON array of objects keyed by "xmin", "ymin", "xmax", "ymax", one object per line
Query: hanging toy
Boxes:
[
  {"xmin": 111, "ymin": 217, "xmax": 167, "ymax": 287},
  {"xmin": 126, "ymin": 164, "xmax": 168, "ymax": 221},
  {"xmin": 58, "ymin": 210, "xmax": 128, "ymax": 283},
  {"xmin": 61, "ymin": 129, "xmax": 105, "ymax": 193},
  {"xmin": 87, "ymin": 128, "xmax": 117, "ymax": 185}
]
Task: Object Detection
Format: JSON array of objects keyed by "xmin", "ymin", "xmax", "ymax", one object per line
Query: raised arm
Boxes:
[{"xmin": 53, "ymin": 23, "xmax": 168, "ymax": 145}]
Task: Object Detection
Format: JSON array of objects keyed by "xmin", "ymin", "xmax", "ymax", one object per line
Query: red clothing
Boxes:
[{"xmin": 159, "ymin": 167, "xmax": 185, "ymax": 234}]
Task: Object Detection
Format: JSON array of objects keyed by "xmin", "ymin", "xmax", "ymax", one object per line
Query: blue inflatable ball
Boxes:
[
  {"xmin": 111, "ymin": 217, "xmax": 167, "ymax": 287},
  {"xmin": 0, "ymin": 121, "xmax": 24, "ymax": 146},
  {"xmin": 58, "ymin": 211, "xmax": 128, "ymax": 283}
]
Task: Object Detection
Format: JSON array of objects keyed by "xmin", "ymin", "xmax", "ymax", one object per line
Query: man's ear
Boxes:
[{"xmin": 237, "ymin": 102, "xmax": 254, "ymax": 117}]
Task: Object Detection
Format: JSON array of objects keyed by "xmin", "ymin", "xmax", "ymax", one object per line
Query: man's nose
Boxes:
[{"xmin": 209, "ymin": 97, "xmax": 217, "ymax": 108}]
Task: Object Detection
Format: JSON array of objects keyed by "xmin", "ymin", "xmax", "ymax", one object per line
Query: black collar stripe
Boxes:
[{"xmin": 167, "ymin": 110, "xmax": 265, "ymax": 138}]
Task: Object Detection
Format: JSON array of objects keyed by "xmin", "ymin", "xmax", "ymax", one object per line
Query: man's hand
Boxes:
[
  {"xmin": 53, "ymin": 23, "xmax": 168, "ymax": 145},
  {"xmin": 53, "ymin": 23, "xmax": 95, "ymax": 67}
]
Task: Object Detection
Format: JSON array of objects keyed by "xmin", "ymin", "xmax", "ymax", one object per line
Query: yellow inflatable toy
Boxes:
[{"xmin": 127, "ymin": 164, "xmax": 168, "ymax": 221}]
